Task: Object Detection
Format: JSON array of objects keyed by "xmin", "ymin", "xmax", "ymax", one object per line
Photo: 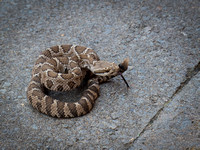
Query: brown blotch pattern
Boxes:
[
  {"xmin": 42, "ymin": 64, "xmax": 53, "ymax": 71},
  {"xmin": 83, "ymin": 92, "xmax": 94, "ymax": 105},
  {"xmin": 28, "ymin": 83, "xmax": 39, "ymax": 91},
  {"xmin": 89, "ymin": 54, "xmax": 99, "ymax": 63},
  {"xmin": 69, "ymin": 61, "xmax": 78, "ymax": 68},
  {"xmin": 60, "ymin": 73, "xmax": 73, "ymax": 80},
  {"xmin": 75, "ymin": 46, "xmax": 87, "ymax": 54},
  {"xmin": 47, "ymin": 71, "xmax": 58, "ymax": 78},
  {"xmin": 48, "ymin": 59, "xmax": 57, "ymax": 67},
  {"xmin": 42, "ymin": 50, "xmax": 51, "ymax": 58},
  {"xmin": 32, "ymin": 76, "xmax": 41, "ymax": 83},
  {"xmin": 61, "ymin": 45, "xmax": 72, "ymax": 53},
  {"xmin": 57, "ymin": 85, "xmax": 63, "ymax": 91},
  {"xmin": 57, "ymin": 57, "xmax": 69, "ymax": 65},
  {"xmin": 56, "ymin": 79, "xmax": 65, "ymax": 84},
  {"xmin": 68, "ymin": 81, "xmax": 76, "ymax": 89},
  {"xmin": 85, "ymin": 49, "xmax": 94, "ymax": 55},
  {"xmin": 33, "ymin": 66, "xmax": 41, "ymax": 74},
  {"xmin": 36, "ymin": 102, "xmax": 42, "ymax": 112},
  {"xmin": 78, "ymin": 98, "xmax": 89, "ymax": 113},
  {"xmin": 70, "ymin": 55, "xmax": 79, "ymax": 62},
  {"xmin": 50, "ymin": 46, "xmax": 59, "ymax": 53},
  {"xmin": 29, "ymin": 96, "xmax": 33, "ymax": 104},
  {"xmin": 89, "ymin": 85, "xmax": 99, "ymax": 95},
  {"xmin": 79, "ymin": 54, "xmax": 88, "ymax": 60},
  {"xmin": 57, "ymin": 101, "xmax": 65, "ymax": 117},
  {"xmin": 46, "ymin": 80, "xmax": 53, "ymax": 89},
  {"xmin": 87, "ymin": 90, "xmax": 97, "ymax": 102},
  {"xmin": 35, "ymin": 57, "xmax": 46, "ymax": 65},
  {"xmin": 32, "ymin": 90, "xmax": 45, "ymax": 100},
  {"xmin": 74, "ymin": 69, "xmax": 82, "ymax": 76},
  {"xmin": 67, "ymin": 50, "xmax": 74, "ymax": 57},
  {"xmin": 67, "ymin": 103, "xmax": 78, "ymax": 117},
  {"xmin": 45, "ymin": 97, "xmax": 54, "ymax": 116}
]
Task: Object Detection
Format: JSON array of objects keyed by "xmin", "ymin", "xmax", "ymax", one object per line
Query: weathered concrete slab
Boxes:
[
  {"xmin": 0, "ymin": 0, "xmax": 199, "ymax": 149},
  {"xmin": 129, "ymin": 72, "xmax": 200, "ymax": 150}
]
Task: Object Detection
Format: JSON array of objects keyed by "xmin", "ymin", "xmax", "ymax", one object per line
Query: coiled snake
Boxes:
[{"xmin": 27, "ymin": 45, "xmax": 129, "ymax": 118}]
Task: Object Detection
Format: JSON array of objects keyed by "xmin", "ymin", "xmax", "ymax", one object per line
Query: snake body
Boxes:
[{"xmin": 27, "ymin": 45, "xmax": 128, "ymax": 118}]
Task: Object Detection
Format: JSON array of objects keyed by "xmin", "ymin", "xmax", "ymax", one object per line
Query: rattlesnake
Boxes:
[{"xmin": 27, "ymin": 45, "xmax": 129, "ymax": 118}]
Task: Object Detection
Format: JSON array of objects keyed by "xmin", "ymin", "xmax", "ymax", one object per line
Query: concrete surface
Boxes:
[{"xmin": 0, "ymin": 0, "xmax": 199, "ymax": 149}]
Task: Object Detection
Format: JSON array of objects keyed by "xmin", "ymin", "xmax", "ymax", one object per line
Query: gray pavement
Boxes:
[{"xmin": 0, "ymin": 0, "xmax": 199, "ymax": 149}]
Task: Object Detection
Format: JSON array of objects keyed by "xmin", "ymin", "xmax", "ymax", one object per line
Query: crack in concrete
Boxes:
[{"xmin": 125, "ymin": 61, "xmax": 200, "ymax": 147}]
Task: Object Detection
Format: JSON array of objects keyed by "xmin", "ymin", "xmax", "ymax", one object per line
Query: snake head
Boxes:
[
  {"xmin": 91, "ymin": 58, "xmax": 129, "ymax": 77},
  {"xmin": 91, "ymin": 58, "xmax": 130, "ymax": 87}
]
